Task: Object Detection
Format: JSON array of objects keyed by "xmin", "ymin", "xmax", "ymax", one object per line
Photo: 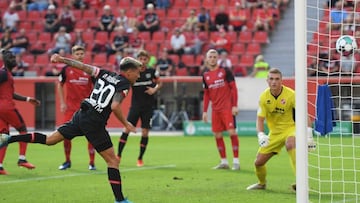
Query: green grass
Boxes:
[{"xmin": 2, "ymin": 135, "xmax": 352, "ymax": 203}]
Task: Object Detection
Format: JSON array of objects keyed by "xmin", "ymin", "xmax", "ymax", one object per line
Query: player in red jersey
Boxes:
[
  {"xmin": 0, "ymin": 49, "xmax": 40, "ymax": 175},
  {"xmin": 202, "ymin": 49, "xmax": 240, "ymax": 170},
  {"xmin": 58, "ymin": 45, "xmax": 97, "ymax": 170}
]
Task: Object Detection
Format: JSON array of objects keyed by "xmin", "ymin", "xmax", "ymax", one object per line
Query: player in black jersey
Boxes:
[
  {"xmin": 0, "ymin": 54, "xmax": 142, "ymax": 203},
  {"xmin": 117, "ymin": 49, "xmax": 162, "ymax": 167}
]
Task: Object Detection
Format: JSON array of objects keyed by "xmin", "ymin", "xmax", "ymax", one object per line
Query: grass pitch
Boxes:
[{"xmin": 1, "ymin": 135, "xmax": 300, "ymax": 203}]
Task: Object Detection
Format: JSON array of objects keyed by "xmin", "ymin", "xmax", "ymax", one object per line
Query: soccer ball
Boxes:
[{"xmin": 336, "ymin": 35, "xmax": 357, "ymax": 56}]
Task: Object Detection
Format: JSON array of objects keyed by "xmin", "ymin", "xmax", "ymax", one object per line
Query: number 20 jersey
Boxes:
[{"xmin": 83, "ymin": 68, "xmax": 131, "ymax": 121}]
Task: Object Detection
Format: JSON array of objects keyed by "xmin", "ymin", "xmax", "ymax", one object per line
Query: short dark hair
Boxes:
[
  {"xmin": 119, "ymin": 57, "xmax": 142, "ymax": 71},
  {"xmin": 137, "ymin": 49, "xmax": 149, "ymax": 58},
  {"xmin": 1, "ymin": 49, "xmax": 17, "ymax": 70}
]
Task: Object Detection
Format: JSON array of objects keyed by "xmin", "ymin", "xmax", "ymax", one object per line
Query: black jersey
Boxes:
[
  {"xmin": 131, "ymin": 68, "xmax": 159, "ymax": 108},
  {"xmin": 83, "ymin": 68, "xmax": 131, "ymax": 121}
]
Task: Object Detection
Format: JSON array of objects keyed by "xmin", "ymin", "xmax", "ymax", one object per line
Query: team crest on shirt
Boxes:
[
  {"xmin": 281, "ymin": 99, "xmax": 286, "ymax": 104},
  {"xmin": 206, "ymin": 76, "xmax": 210, "ymax": 80},
  {"xmin": 218, "ymin": 72, "xmax": 223, "ymax": 78},
  {"xmin": 70, "ymin": 70, "xmax": 73, "ymax": 74},
  {"xmin": 146, "ymin": 73, "xmax": 151, "ymax": 78},
  {"xmin": 266, "ymin": 100, "xmax": 271, "ymax": 104}
]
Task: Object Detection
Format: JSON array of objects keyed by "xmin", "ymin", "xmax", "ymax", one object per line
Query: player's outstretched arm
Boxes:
[
  {"xmin": 50, "ymin": 54, "xmax": 98, "ymax": 76},
  {"xmin": 13, "ymin": 93, "xmax": 40, "ymax": 106}
]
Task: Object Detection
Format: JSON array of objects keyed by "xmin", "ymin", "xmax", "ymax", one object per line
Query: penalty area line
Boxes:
[{"xmin": 0, "ymin": 164, "xmax": 176, "ymax": 185}]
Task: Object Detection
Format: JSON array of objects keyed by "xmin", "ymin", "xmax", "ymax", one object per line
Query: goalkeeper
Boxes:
[{"xmin": 246, "ymin": 68, "xmax": 315, "ymax": 191}]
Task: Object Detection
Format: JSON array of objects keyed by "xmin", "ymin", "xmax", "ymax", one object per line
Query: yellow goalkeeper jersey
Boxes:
[{"xmin": 257, "ymin": 85, "xmax": 295, "ymax": 135}]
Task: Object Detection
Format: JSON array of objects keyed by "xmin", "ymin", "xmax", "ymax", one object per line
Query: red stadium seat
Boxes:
[
  {"xmin": 216, "ymin": 0, "xmax": 229, "ymax": 7},
  {"xmin": 167, "ymin": 9, "xmax": 180, "ymax": 20},
  {"xmin": 238, "ymin": 31, "xmax": 253, "ymax": 44},
  {"xmin": 228, "ymin": 54, "xmax": 239, "ymax": 64},
  {"xmin": 168, "ymin": 54, "xmax": 180, "ymax": 65},
  {"xmin": 27, "ymin": 31, "xmax": 38, "ymax": 42},
  {"xmin": 118, "ymin": 1, "xmax": 131, "ymax": 8},
  {"xmin": 156, "ymin": 9, "xmax": 166, "ymax": 19},
  {"xmin": 23, "ymin": 54, "xmax": 35, "ymax": 66},
  {"xmin": 145, "ymin": 42, "xmax": 158, "ymax": 55},
  {"xmin": 172, "ymin": 0, "xmax": 186, "ymax": 9},
  {"xmin": 202, "ymin": 0, "xmax": 216, "ymax": 9},
  {"xmin": 72, "ymin": 10, "xmax": 82, "ymax": 19},
  {"xmin": 35, "ymin": 54, "xmax": 49, "ymax": 67},
  {"xmin": 82, "ymin": 9, "xmax": 97, "ymax": 21},
  {"xmin": 187, "ymin": 1, "xmax": 201, "ymax": 9},
  {"xmin": 151, "ymin": 32, "xmax": 166, "ymax": 43},
  {"xmin": 18, "ymin": 21, "xmax": 32, "ymax": 31},
  {"xmin": 233, "ymin": 65, "xmax": 247, "ymax": 76},
  {"xmin": 95, "ymin": 31, "xmax": 109, "ymax": 44},
  {"xmin": 175, "ymin": 68, "xmax": 188, "ymax": 76},
  {"xmin": 27, "ymin": 11, "xmax": 42, "ymax": 21},
  {"xmin": 82, "ymin": 32, "xmax": 94, "ymax": 42},
  {"xmin": 17, "ymin": 10, "xmax": 27, "ymax": 20},
  {"xmin": 252, "ymin": 31, "xmax": 268, "ymax": 44},
  {"xmin": 93, "ymin": 53, "xmax": 107, "ymax": 67},
  {"xmin": 38, "ymin": 32, "xmax": 52, "ymax": 43},
  {"xmin": 74, "ymin": 20, "xmax": 89, "ymax": 31},
  {"xmin": 105, "ymin": 0, "xmax": 118, "ymax": 7},
  {"xmin": 181, "ymin": 55, "xmax": 195, "ymax": 66},
  {"xmin": 232, "ymin": 43, "xmax": 246, "ymax": 55},
  {"xmin": 132, "ymin": 0, "xmax": 143, "ymax": 8},
  {"xmin": 246, "ymin": 43, "xmax": 261, "ymax": 55},
  {"xmin": 138, "ymin": 32, "xmax": 151, "ymax": 42},
  {"xmin": 239, "ymin": 55, "xmax": 254, "ymax": 68}
]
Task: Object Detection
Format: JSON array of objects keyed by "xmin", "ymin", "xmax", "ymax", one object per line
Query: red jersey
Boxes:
[
  {"xmin": 0, "ymin": 66, "xmax": 16, "ymax": 111},
  {"xmin": 58, "ymin": 66, "xmax": 94, "ymax": 112},
  {"xmin": 202, "ymin": 67, "xmax": 238, "ymax": 112}
]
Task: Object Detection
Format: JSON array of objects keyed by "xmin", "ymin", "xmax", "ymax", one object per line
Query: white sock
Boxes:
[
  {"xmin": 221, "ymin": 159, "xmax": 228, "ymax": 164},
  {"xmin": 233, "ymin": 158, "xmax": 239, "ymax": 164},
  {"xmin": 19, "ymin": 155, "xmax": 26, "ymax": 160},
  {"xmin": 0, "ymin": 163, "xmax": 3, "ymax": 167}
]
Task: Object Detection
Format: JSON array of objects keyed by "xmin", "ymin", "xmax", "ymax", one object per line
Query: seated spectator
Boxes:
[
  {"xmin": 112, "ymin": 50, "xmax": 124, "ymax": 72},
  {"xmin": 44, "ymin": 4, "xmax": 59, "ymax": 33},
  {"xmin": 12, "ymin": 53, "xmax": 28, "ymax": 77},
  {"xmin": 147, "ymin": 52, "xmax": 157, "ymax": 68},
  {"xmin": 168, "ymin": 28, "xmax": 186, "ymax": 56},
  {"xmin": 72, "ymin": 29, "xmax": 86, "ymax": 48},
  {"xmin": 184, "ymin": 27, "xmax": 207, "ymax": 55},
  {"xmin": 71, "ymin": 0, "xmax": 90, "ymax": 10},
  {"xmin": 339, "ymin": 53, "xmax": 357, "ymax": 76},
  {"xmin": 214, "ymin": 5, "xmax": 230, "ymax": 31},
  {"xmin": 10, "ymin": 0, "xmax": 27, "ymax": 11},
  {"xmin": 58, "ymin": 5, "xmax": 76, "ymax": 33},
  {"xmin": 318, "ymin": 52, "xmax": 340, "ymax": 76},
  {"xmin": 46, "ymin": 48, "xmax": 66, "ymax": 76},
  {"xmin": 138, "ymin": 3, "xmax": 160, "ymax": 36},
  {"xmin": 307, "ymin": 57, "xmax": 317, "ymax": 77},
  {"xmin": 124, "ymin": 27, "xmax": 144, "ymax": 57},
  {"xmin": 116, "ymin": 9, "xmax": 129, "ymax": 32},
  {"xmin": 229, "ymin": 1, "xmax": 248, "ymax": 32},
  {"xmin": 209, "ymin": 28, "xmax": 231, "ymax": 53},
  {"xmin": 106, "ymin": 26, "xmax": 129, "ymax": 56},
  {"xmin": 9, "ymin": 28, "xmax": 29, "ymax": 55},
  {"xmin": 97, "ymin": 4, "xmax": 116, "ymax": 33},
  {"xmin": 197, "ymin": 7, "xmax": 211, "ymax": 32},
  {"xmin": 2, "ymin": 5, "xmax": 19, "ymax": 32},
  {"xmin": 250, "ymin": 54, "xmax": 270, "ymax": 78},
  {"xmin": 48, "ymin": 26, "xmax": 71, "ymax": 54},
  {"xmin": 156, "ymin": 0, "xmax": 170, "ymax": 9},
  {"xmin": 217, "ymin": 51, "xmax": 232, "ymax": 69},
  {"xmin": 156, "ymin": 49, "xmax": 174, "ymax": 76},
  {"xmin": 128, "ymin": 8, "xmax": 143, "ymax": 33},
  {"xmin": 27, "ymin": 0, "xmax": 53, "ymax": 11},
  {"xmin": 328, "ymin": 1, "xmax": 348, "ymax": 30},
  {"xmin": 254, "ymin": 2, "xmax": 273, "ymax": 32},
  {"xmin": 0, "ymin": 29, "xmax": 13, "ymax": 50},
  {"xmin": 144, "ymin": 0, "xmax": 156, "ymax": 9},
  {"xmin": 181, "ymin": 9, "xmax": 198, "ymax": 32}
]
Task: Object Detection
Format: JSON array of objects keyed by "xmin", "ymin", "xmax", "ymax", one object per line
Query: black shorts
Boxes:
[
  {"xmin": 127, "ymin": 106, "xmax": 153, "ymax": 129},
  {"xmin": 58, "ymin": 109, "xmax": 112, "ymax": 152}
]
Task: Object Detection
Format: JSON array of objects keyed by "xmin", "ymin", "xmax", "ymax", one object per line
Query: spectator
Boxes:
[
  {"xmin": 46, "ymin": 48, "xmax": 66, "ymax": 76},
  {"xmin": 112, "ymin": 50, "xmax": 124, "ymax": 72},
  {"xmin": 209, "ymin": 28, "xmax": 231, "ymax": 53},
  {"xmin": 58, "ymin": 5, "xmax": 76, "ymax": 33},
  {"xmin": 328, "ymin": 1, "xmax": 348, "ymax": 30},
  {"xmin": 124, "ymin": 27, "xmax": 144, "ymax": 57},
  {"xmin": 2, "ymin": 5, "xmax": 19, "ymax": 32},
  {"xmin": 168, "ymin": 28, "xmax": 186, "ymax": 56},
  {"xmin": 0, "ymin": 29, "xmax": 13, "ymax": 50},
  {"xmin": 181, "ymin": 9, "xmax": 198, "ymax": 32},
  {"xmin": 10, "ymin": 0, "xmax": 27, "ymax": 11},
  {"xmin": 106, "ymin": 26, "xmax": 129, "ymax": 56},
  {"xmin": 144, "ymin": 0, "xmax": 156, "ymax": 9},
  {"xmin": 44, "ymin": 4, "xmax": 59, "ymax": 33},
  {"xmin": 197, "ymin": 7, "xmax": 211, "ymax": 32},
  {"xmin": 156, "ymin": 0, "xmax": 170, "ymax": 9},
  {"xmin": 156, "ymin": 49, "xmax": 174, "ymax": 76},
  {"xmin": 217, "ymin": 51, "xmax": 232, "ymax": 69},
  {"xmin": 70, "ymin": 0, "xmax": 89, "ymax": 10},
  {"xmin": 9, "ymin": 28, "xmax": 29, "ymax": 55},
  {"xmin": 128, "ymin": 8, "xmax": 143, "ymax": 33},
  {"xmin": 116, "ymin": 9, "xmax": 129, "ymax": 32},
  {"xmin": 147, "ymin": 52, "xmax": 157, "ymax": 68},
  {"xmin": 229, "ymin": 1, "xmax": 248, "ymax": 32},
  {"xmin": 97, "ymin": 4, "xmax": 116, "ymax": 33},
  {"xmin": 318, "ymin": 52, "xmax": 340, "ymax": 76},
  {"xmin": 138, "ymin": 3, "xmax": 160, "ymax": 36},
  {"xmin": 11, "ymin": 53, "xmax": 28, "ymax": 77},
  {"xmin": 250, "ymin": 55, "xmax": 270, "ymax": 78},
  {"xmin": 48, "ymin": 26, "xmax": 72, "ymax": 55},
  {"xmin": 72, "ymin": 30, "xmax": 86, "ymax": 48},
  {"xmin": 339, "ymin": 53, "xmax": 357, "ymax": 76},
  {"xmin": 214, "ymin": 5, "xmax": 230, "ymax": 31},
  {"xmin": 184, "ymin": 27, "xmax": 207, "ymax": 55},
  {"xmin": 254, "ymin": 2, "xmax": 273, "ymax": 32},
  {"xmin": 27, "ymin": 0, "xmax": 52, "ymax": 11},
  {"xmin": 307, "ymin": 57, "xmax": 318, "ymax": 77}
]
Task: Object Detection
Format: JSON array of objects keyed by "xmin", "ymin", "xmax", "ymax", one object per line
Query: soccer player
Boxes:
[
  {"xmin": 0, "ymin": 54, "xmax": 142, "ymax": 203},
  {"xmin": 57, "ymin": 45, "xmax": 96, "ymax": 170},
  {"xmin": 202, "ymin": 49, "xmax": 240, "ymax": 170},
  {"xmin": 246, "ymin": 68, "xmax": 310, "ymax": 191},
  {"xmin": 117, "ymin": 49, "xmax": 162, "ymax": 167},
  {"xmin": 0, "ymin": 49, "xmax": 40, "ymax": 175}
]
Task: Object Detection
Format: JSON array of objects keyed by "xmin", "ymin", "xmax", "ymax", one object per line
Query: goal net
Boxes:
[{"xmin": 306, "ymin": 0, "xmax": 360, "ymax": 202}]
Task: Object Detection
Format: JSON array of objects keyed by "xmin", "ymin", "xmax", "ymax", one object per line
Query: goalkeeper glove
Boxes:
[
  {"xmin": 257, "ymin": 132, "xmax": 269, "ymax": 147},
  {"xmin": 307, "ymin": 127, "xmax": 316, "ymax": 152}
]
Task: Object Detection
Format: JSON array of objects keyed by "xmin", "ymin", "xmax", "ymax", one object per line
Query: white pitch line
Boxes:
[{"xmin": 0, "ymin": 164, "xmax": 176, "ymax": 185}]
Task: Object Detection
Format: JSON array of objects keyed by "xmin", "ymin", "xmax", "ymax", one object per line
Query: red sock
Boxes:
[
  {"xmin": 0, "ymin": 147, "xmax": 7, "ymax": 164},
  {"xmin": 19, "ymin": 142, "xmax": 27, "ymax": 156},
  {"xmin": 64, "ymin": 139, "xmax": 71, "ymax": 162},
  {"xmin": 215, "ymin": 137, "xmax": 226, "ymax": 159},
  {"xmin": 88, "ymin": 142, "xmax": 95, "ymax": 165},
  {"xmin": 230, "ymin": 134, "xmax": 239, "ymax": 158}
]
